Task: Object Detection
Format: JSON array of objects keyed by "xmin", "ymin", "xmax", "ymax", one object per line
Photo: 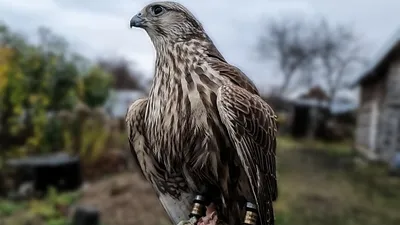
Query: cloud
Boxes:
[
  {"xmin": 0, "ymin": 0, "xmax": 399, "ymax": 94},
  {"xmin": 0, "ymin": 0, "xmax": 315, "ymax": 82}
]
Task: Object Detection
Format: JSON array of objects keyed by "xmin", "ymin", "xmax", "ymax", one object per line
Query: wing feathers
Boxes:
[
  {"xmin": 125, "ymin": 98, "xmax": 194, "ymax": 224},
  {"xmin": 216, "ymin": 84, "xmax": 278, "ymax": 225},
  {"xmin": 207, "ymin": 57, "xmax": 260, "ymax": 96},
  {"xmin": 158, "ymin": 192, "xmax": 194, "ymax": 224},
  {"xmin": 126, "ymin": 98, "xmax": 148, "ymax": 179}
]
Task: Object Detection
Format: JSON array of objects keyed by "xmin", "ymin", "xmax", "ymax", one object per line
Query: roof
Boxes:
[
  {"xmin": 283, "ymin": 86, "xmax": 330, "ymax": 109},
  {"xmin": 352, "ymin": 28, "xmax": 400, "ymax": 86},
  {"xmin": 7, "ymin": 152, "xmax": 79, "ymax": 167},
  {"xmin": 287, "ymin": 86, "xmax": 357, "ymax": 113},
  {"xmin": 291, "ymin": 98, "xmax": 330, "ymax": 108},
  {"xmin": 298, "ymin": 86, "xmax": 330, "ymax": 101}
]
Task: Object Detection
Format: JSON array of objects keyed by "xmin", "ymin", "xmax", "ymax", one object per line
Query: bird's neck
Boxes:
[
  {"xmin": 145, "ymin": 40, "xmax": 211, "ymax": 165},
  {"xmin": 149, "ymin": 40, "xmax": 207, "ymax": 97}
]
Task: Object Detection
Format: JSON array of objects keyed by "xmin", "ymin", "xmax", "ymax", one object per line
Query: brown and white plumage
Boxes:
[{"xmin": 126, "ymin": 2, "xmax": 278, "ymax": 225}]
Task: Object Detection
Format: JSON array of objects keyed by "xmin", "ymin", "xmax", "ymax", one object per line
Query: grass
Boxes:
[
  {"xmin": 277, "ymin": 135, "xmax": 353, "ymax": 155},
  {"xmin": 275, "ymin": 136, "xmax": 400, "ymax": 225},
  {"xmin": 0, "ymin": 187, "xmax": 81, "ymax": 225},
  {"xmin": 1, "ymin": 136, "xmax": 400, "ymax": 225},
  {"xmin": 0, "ymin": 200, "xmax": 26, "ymax": 217}
]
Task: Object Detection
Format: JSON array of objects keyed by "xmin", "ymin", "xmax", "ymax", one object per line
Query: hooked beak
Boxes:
[{"xmin": 130, "ymin": 13, "xmax": 145, "ymax": 28}]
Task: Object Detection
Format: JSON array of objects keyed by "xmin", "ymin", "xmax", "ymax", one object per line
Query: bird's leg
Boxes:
[
  {"xmin": 195, "ymin": 185, "xmax": 221, "ymax": 225},
  {"xmin": 177, "ymin": 186, "xmax": 221, "ymax": 225},
  {"xmin": 177, "ymin": 195, "xmax": 208, "ymax": 225}
]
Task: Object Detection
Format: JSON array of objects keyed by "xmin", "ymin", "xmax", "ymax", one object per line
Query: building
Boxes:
[
  {"xmin": 289, "ymin": 86, "xmax": 330, "ymax": 138},
  {"xmin": 264, "ymin": 86, "xmax": 331, "ymax": 138},
  {"xmin": 353, "ymin": 29, "xmax": 400, "ymax": 162}
]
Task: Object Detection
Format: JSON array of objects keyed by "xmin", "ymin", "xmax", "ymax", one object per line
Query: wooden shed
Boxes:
[
  {"xmin": 353, "ymin": 29, "xmax": 400, "ymax": 162},
  {"xmin": 290, "ymin": 86, "xmax": 330, "ymax": 138}
]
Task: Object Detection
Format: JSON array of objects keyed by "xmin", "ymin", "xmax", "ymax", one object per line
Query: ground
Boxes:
[
  {"xmin": 275, "ymin": 138, "xmax": 400, "ymax": 225},
  {"xmin": 1, "ymin": 137, "xmax": 400, "ymax": 225},
  {"xmin": 77, "ymin": 172, "xmax": 170, "ymax": 225}
]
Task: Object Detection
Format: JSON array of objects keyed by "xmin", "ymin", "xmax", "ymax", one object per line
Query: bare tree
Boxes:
[
  {"xmin": 97, "ymin": 57, "xmax": 148, "ymax": 92},
  {"xmin": 256, "ymin": 16, "xmax": 367, "ymax": 107},
  {"xmin": 256, "ymin": 17, "xmax": 316, "ymax": 96},
  {"xmin": 310, "ymin": 20, "xmax": 367, "ymax": 108}
]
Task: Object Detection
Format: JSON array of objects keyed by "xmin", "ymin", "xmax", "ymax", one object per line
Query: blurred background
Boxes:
[{"xmin": 1, "ymin": 0, "xmax": 400, "ymax": 225}]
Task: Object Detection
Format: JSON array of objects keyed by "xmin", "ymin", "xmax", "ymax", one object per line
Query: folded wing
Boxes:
[
  {"xmin": 216, "ymin": 85, "xmax": 278, "ymax": 225},
  {"xmin": 125, "ymin": 98, "xmax": 194, "ymax": 224}
]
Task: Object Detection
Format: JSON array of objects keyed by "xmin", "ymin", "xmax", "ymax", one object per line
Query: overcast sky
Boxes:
[{"xmin": 0, "ymin": 0, "xmax": 399, "ymax": 103}]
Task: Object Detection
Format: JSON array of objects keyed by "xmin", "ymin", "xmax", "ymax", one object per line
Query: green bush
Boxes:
[
  {"xmin": 0, "ymin": 22, "xmax": 113, "ymax": 160},
  {"xmin": 58, "ymin": 105, "xmax": 111, "ymax": 164},
  {"xmin": 0, "ymin": 200, "xmax": 25, "ymax": 217}
]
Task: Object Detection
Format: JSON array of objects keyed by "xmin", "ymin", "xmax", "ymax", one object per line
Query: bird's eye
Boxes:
[{"xmin": 151, "ymin": 5, "xmax": 164, "ymax": 16}]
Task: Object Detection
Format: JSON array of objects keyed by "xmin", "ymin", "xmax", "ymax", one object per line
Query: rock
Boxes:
[
  {"xmin": 17, "ymin": 181, "xmax": 34, "ymax": 199},
  {"xmin": 72, "ymin": 205, "xmax": 100, "ymax": 225}
]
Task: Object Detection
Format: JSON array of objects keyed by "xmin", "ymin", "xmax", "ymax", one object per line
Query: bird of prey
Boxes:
[{"xmin": 126, "ymin": 1, "xmax": 278, "ymax": 225}]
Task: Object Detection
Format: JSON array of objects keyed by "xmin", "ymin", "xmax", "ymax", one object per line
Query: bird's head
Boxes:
[{"xmin": 130, "ymin": 1, "xmax": 206, "ymax": 44}]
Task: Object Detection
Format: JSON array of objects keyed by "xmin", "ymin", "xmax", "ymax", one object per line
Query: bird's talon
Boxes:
[
  {"xmin": 209, "ymin": 211, "xmax": 217, "ymax": 220},
  {"xmin": 197, "ymin": 210, "xmax": 218, "ymax": 225},
  {"xmin": 177, "ymin": 219, "xmax": 196, "ymax": 225}
]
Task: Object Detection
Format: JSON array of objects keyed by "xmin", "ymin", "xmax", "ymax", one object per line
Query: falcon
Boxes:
[{"xmin": 126, "ymin": 2, "xmax": 278, "ymax": 225}]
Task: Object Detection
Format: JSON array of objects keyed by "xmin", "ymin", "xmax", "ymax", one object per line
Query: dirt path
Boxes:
[
  {"xmin": 76, "ymin": 147, "xmax": 400, "ymax": 225},
  {"xmin": 78, "ymin": 172, "xmax": 170, "ymax": 225}
]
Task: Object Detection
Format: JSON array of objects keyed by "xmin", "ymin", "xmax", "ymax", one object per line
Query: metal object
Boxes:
[
  {"xmin": 73, "ymin": 205, "xmax": 100, "ymax": 225},
  {"xmin": 189, "ymin": 195, "xmax": 206, "ymax": 219},
  {"xmin": 243, "ymin": 202, "xmax": 258, "ymax": 225}
]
